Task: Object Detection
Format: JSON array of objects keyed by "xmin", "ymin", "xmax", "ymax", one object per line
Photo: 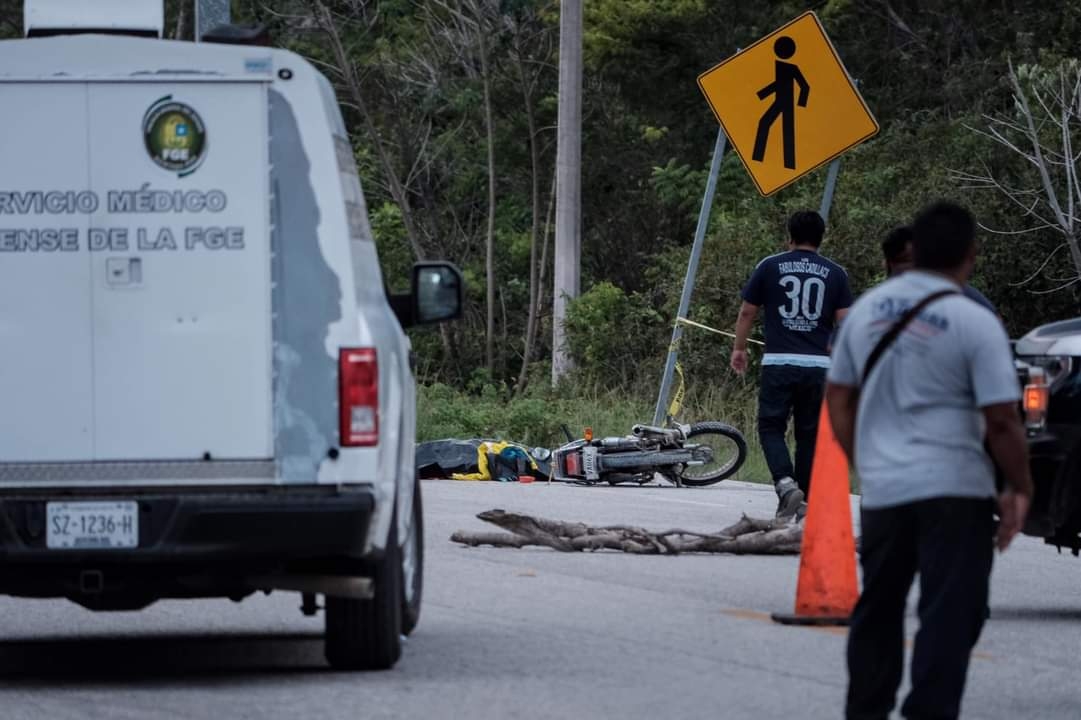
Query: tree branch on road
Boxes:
[{"xmin": 451, "ymin": 510, "xmax": 802, "ymax": 555}]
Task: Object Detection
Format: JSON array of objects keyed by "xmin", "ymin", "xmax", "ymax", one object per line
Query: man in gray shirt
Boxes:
[{"xmin": 826, "ymin": 202, "xmax": 1032, "ymax": 720}]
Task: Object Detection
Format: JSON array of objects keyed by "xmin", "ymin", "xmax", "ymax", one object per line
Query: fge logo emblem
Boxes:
[{"xmin": 143, "ymin": 96, "xmax": 207, "ymax": 177}]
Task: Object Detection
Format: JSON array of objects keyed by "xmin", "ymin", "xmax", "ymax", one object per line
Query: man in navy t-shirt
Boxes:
[{"xmin": 731, "ymin": 210, "xmax": 853, "ymax": 518}]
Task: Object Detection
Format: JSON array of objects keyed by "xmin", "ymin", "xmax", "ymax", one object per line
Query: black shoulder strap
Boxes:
[{"xmin": 861, "ymin": 289, "xmax": 958, "ymax": 385}]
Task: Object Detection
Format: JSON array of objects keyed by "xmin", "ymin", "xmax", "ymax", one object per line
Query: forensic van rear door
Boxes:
[
  {"xmin": 0, "ymin": 78, "xmax": 273, "ymax": 465},
  {"xmin": 86, "ymin": 81, "xmax": 273, "ymax": 461}
]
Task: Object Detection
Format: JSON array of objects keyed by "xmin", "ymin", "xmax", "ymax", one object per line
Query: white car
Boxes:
[{"xmin": 0, "ymin": 0, "xmax": 461, "ymax": 670}]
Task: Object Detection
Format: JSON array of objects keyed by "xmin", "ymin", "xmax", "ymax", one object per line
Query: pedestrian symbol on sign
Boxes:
[{"xmin": 752, "ymin": 36, "xmax": 809, "ymax": 170}]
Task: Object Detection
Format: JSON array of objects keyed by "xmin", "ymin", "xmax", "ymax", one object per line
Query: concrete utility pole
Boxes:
[
  {"xmin": 552, "ymin": 0, "xmax": 582, "ymax": 385},
  {"xmin": 195, "ymin": 0, "xmax": 230, "ymax": 42}
]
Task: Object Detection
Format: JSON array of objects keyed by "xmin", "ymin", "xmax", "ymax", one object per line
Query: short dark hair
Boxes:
[
  {"xmin": 787, "ymin": 210, "xmax": 825, "ymax": 247},
  {"xmin": 911, "ymin": 201, "xmax": 977, "ymax": 271},
  {"xmin": 881, "ymin": 226, "xmax": 912, "ymax": 264}
]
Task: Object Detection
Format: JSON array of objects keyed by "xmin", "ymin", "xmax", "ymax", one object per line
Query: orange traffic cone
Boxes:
[{"xmin": 771, "ymin": 399, "xmax": 859, "ymax": 626}]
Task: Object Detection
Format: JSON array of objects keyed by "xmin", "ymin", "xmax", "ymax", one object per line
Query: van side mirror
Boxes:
[
  {"xmin": 389, "ymin": 262, "xmax": 463, "ymax": 328},
  {"xmin": 414, "ymin": 262, "xmax": 463, "ymax": 325}
]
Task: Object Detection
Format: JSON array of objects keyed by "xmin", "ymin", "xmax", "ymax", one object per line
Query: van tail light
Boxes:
[
  {"xmin": 1023, "ymin": 370, "xmax": 1049, "ymax": 432},
  {"xmin": 339, "ymin": 348, "xmax": 378, "ymax": 447}
]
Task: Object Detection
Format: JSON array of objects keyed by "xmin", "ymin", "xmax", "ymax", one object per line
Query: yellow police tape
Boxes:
[
  {"xmin": 665, "ymin": 317, "xmax": 764, "ymax": 418},
  {"xmin": 675, "ymin": 317, "xmax": 765, "ymax": 345},
  {"xmin": 669, "ymin": 361, "xmax": 687, "ymax": 418}
]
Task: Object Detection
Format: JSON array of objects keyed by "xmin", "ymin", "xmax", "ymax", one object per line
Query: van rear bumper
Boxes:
[{"xmin": 0, "ymin": 486, "xmax": 376, "ymax": 605}]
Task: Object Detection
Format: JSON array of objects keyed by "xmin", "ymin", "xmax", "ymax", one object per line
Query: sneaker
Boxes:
[
  {"xmin": 795, "ymin": 501, "xmax": 808, "ymax": 522},
  {"xmin": 774, "ymin": 477, "xmax": 805, "ymax": 519}
]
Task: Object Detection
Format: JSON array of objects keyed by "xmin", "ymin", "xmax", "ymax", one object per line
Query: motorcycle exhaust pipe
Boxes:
[
  {"xmin": 601, "ymin": 437, "xmax": 643, "ymax": 450},
  {"xmin": 632, "ymin": 424, "xmax": 667, "ymax": 438}
]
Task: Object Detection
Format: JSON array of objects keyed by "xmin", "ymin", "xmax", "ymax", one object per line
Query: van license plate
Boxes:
[{"xmin": 46, "ymin": 502, "xmax": 138, "ymax": 549}]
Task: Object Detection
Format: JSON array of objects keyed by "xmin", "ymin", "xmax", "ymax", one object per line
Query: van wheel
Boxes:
[
  {"xmin": 401, "ymin": 476, "xmax": 424, "ymax": 636},
  {"xmin": 324, "ymin": 516, "xmax": 402, "ymax": 671}
]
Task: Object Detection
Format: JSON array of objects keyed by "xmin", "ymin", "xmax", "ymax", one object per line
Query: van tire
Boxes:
[
  {"xmin": 324, "ymin": 514, "xmax": 402, "ymax": 671},
  {"xmin": 401, "ymin": 476, "xmax": 424, "ymax": 636}
]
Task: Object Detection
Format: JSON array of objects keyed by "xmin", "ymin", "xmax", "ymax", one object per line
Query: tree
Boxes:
[
  {"xmin": 309, "ymin": 0, "xmax": 430, "ymax": 263},
  {"xmin": 420, "ymin": 0, "xmax": 504, "ymax": 376},
  {"xmin": 509, "ymin": 3, "xmax": 557, "ymax": 393},
  {"xmin": 955, "ymin": 60, "xmax": 1081, "ymax": 294}
]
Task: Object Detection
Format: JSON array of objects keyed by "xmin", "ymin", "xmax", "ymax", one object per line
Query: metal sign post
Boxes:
[
  {"xmin": 818, "ymin": 157, "xmax": 841, "ymax": 221},
  {"xmin": 817, "ymin": 80, "xmax": 861, "ymax": 223},
  {"xmin": 652, "ymin": 128, "xmax": 728, "ymax": 425},
  {"xmin": 195, "ymin": 0, "xmax": 230, "ymax": 42}
]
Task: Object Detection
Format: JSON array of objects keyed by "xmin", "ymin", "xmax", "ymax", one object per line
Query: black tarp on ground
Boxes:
[{"xmin": 416, "ymin": 439, "xmax": 481, "ymax": 478}]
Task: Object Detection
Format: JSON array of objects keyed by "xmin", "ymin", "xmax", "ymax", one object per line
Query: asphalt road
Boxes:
[{"xmin": 0, "ymin": 479, "xmax": 1077, "ymax": 719}]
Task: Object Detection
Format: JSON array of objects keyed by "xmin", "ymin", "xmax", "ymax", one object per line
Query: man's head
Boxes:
[
  {"xmin": 787, "ymin": 210, "xmax": 825, "ymax": 249},
  {"xmin": 911, "ymin": 201, "xmax": 978, "ymax": 280},
  {"xmin": 882, "ymin": 226, "xmax": 915, "ymax": 277}
]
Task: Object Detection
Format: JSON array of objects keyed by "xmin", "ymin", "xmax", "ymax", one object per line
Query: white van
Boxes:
[{"xmin": 0, "ymin": 1, "xmax": 462, "ymax": 670}]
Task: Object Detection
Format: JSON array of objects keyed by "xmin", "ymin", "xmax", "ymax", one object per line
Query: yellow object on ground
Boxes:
[{"xmin": 452, "ymin": 441, "xmax": 539, "ymax": 481}]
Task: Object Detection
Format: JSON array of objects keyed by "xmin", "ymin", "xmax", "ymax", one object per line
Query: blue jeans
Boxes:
[{"xmin": 756, "ymin": 364, "xmax": 826, "ymax": 495}]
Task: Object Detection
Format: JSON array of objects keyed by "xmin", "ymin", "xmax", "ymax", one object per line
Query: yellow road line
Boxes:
[{"xmin": 719, "ymin": 608, "xmax": 994, "ymax": 660}]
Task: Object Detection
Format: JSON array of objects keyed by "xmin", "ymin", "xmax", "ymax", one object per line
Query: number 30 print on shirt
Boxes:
[{"xmin": 741, "ymin": 249, "xmax": 853, "ymax": 360}]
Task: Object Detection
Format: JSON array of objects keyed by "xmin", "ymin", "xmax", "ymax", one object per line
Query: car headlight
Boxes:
[{"xmin": 1017, "ymin": 355, "xmax": 1074, "ymax": 388}]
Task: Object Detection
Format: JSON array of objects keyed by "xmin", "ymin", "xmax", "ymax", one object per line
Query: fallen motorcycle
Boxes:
[{"xmin": 551, "ymin": 421, "xmax": 747, "ymax": 487}]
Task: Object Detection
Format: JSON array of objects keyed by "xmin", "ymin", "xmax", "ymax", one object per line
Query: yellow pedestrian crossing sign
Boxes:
[{"xmin": 697, "ymin": 12, "xmax": 879, "ymax": 197}]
